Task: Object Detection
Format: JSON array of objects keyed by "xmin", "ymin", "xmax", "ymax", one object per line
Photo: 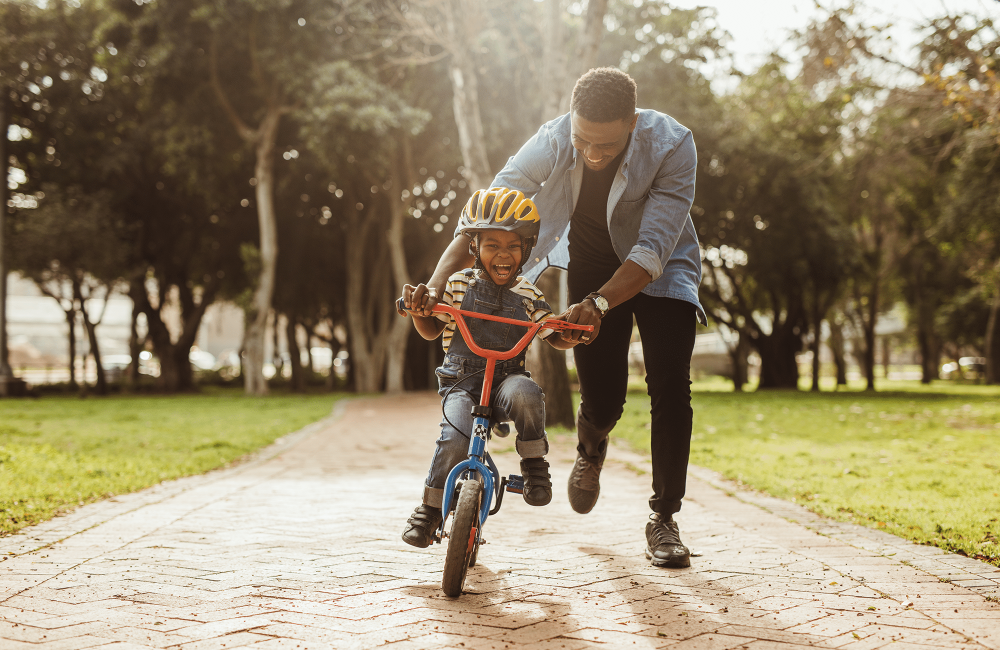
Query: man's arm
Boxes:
[
  {"xmin": 555, "ymin": 260, "xmax": 652, "ymax": 344},
  {"xmin": 400, "ymin": 235, "xmax": 474, "ymax": 317}
]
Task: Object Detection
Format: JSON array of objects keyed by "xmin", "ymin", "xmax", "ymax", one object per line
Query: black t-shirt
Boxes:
[{"xmin": 567, "ymin": 145, "xmax": 627, "ymax": 282}]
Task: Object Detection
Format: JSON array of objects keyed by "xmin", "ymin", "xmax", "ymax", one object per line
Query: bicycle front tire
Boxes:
[{"xmin": 441, "ymin": 479, "xmax": 482, "ymax": 597}]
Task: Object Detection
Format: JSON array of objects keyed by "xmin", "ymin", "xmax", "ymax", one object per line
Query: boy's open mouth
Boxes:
[{"xmin": 492, "ymin": 263, "xmax": 512, "ymax": 281}]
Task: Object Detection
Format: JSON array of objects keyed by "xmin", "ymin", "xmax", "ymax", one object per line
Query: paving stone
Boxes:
[{"xmin": 0, "ymin": 394, "xmax": 997, "ymax": 650}]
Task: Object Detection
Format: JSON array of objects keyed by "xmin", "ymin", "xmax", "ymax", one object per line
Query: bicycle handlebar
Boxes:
[{"xmin": 396, "ymin": 297, "xmax": 593, "ymax": 363}]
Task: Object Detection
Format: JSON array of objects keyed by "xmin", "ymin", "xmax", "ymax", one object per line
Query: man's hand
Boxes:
[
  {"xmin": 556, "ymin": 299, "xmax": 603, "ymax": 345},
  {"xmin": 399, "ymin": 283, "xmax": 439, "ymax": 317}
]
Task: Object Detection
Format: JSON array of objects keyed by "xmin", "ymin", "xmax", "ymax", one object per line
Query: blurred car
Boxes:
[
  {"xmin": 941, "ymin": 357, "xmax": 987, "ymax": 379},
  {"xmin": 102, "ymin": 354, "xmax": 133, "ymax": 382},
  {"xmin": 189, "ymin": 349, "xmax": 217, "ymax": 371}
]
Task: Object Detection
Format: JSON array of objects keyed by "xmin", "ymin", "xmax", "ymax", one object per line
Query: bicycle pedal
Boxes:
[
  {"xmin": 505, "ymin": 474, "xmax": 524, "ymax": 494},
  {"xmin": 492, "ymin": 422, "xmax": 511, "ymax": 438}
]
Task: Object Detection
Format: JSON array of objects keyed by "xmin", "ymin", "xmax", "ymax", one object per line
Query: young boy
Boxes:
[{"xmin": 399, "ymin": 188, "xmax": 579, "ymax": 548}]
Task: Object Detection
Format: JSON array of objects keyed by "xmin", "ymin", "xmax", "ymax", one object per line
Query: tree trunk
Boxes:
[
  {"xmin": 65, "ymin": 306, "xmax": 78, "ymax": 388},
  {"xmin": 384, "ymin": 153, "xmax": 415, "ymax": 394},
  {"xmin": 754, "ymin": 330, "xmax": 800, "ymax": 389},
  {"xmin": 286, "ymin": 315, "xmax": 305, "ymax": 392},
  {"xmin": 445, "ymin": 42, "xmax": 492, "ymax": 188},
  {"xmin": 0, "ymin": 91, "xmax": 14, "ymax": 384},
  {"xmin": 304, "ymin": 323, "xmax": 314, "ymax": 374},
  {"xmin": 986, "ymin": 289, "xmax": 1000, "ymax": 385},
  {"xmin": 243, "ymin": 106, "xmax": 282, "ymax": 395},
  {"xmin": 540, "ymin": 0, "xmax": 570, "ymax": 121},
  {"xmin": 882, "ymin": 336, "xmax": 891, "ymax": 381},
  {"xmin": 74, "ymin": 279, "xmax": 108, "ymax": 395},
  {"xmin": 729, "ymin": 333, "xmax": 749, "ymax": 392},
  {"xmin": 810, "ymin": 333, "xmax": 821, "ymax": 392},
  {"xmin": 272, "ymin": 320, "xmax": 283, "ymax": 377},
  {"xmin": 527, "ymin": 270, "xmax": 575, "ymax": 428},
  {"xmin": 131, "ymin": 277, "xmax": 213, "ymax": 393},
  {"xmin": 344, "ymin": 213, "xmax": 388, "ymax": 393},
  {"xmin": 863, "ymin": 292, "xmax": 878, "ymax": 390},
  {"xmin": 575, "ymin": 0, "xmax": 610, "ymax": 74},
  {"xmin": 127, "ymin": 302, "xmax": 142, "ymax": 389},
  {"xmin": 828, "ymin": 318, "xmax": 847, "ymax": 387},
  {"xmin": 917, "ymin": 326, "xmax": 941, "ymax": 384},
  {"xmin": 810, "ymin": 301, "xmax": 822, "ymax": 392}
]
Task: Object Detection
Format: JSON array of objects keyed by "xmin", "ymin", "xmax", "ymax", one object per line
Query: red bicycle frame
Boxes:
[{"xmin": 426, "ymin": 302, "xmax": 593, "ymax": 403}]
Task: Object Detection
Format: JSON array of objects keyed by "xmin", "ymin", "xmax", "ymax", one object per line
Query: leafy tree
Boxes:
[
  {"xmin": 10, "ymin": 186, "xmax": 125, "ymax": 393},
  {"xmin": 918, "ymin": 14, "xmax": 1000, "ymax": 382},
  {"xmin": 695, "ymin": 57, "xmax": 852, "ymax": 389},
  {"xmin": 0, "ymin": 0, "xmax": 74, "ymax": 389}
]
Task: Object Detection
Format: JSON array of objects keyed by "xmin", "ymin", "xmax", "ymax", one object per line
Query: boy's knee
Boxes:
[{"xmin": 507, "ymin": 378, "xmax": 544, "ymax": 411}]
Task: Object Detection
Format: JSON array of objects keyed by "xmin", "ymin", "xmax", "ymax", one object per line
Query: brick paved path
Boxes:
[{"xmin": 2, "ymin": 393, "xmax": 999, "ymax": 650}]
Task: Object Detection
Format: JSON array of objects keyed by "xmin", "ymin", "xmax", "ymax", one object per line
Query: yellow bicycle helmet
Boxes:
[
  {"xmin": 458, "ymin": 187, "xmax": 540, "ymax": 261},
  {"xmin": 458, "ymin": 188, "xmax": 540, "ymax": 284}
]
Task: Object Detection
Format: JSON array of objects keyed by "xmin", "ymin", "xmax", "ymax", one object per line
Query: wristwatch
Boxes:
[{"xmin": 585, "ymin": 292, "xmax": 609, "ymax": 318}]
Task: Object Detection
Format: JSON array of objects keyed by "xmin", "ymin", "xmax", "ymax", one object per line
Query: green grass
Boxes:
[
  {"xmin": 0, "ymin": 388, "xmax": 343, "ymax": 537},
  {"xmin": 615, "ymin": 381, "xmax": 1000, "ymax": 565}
]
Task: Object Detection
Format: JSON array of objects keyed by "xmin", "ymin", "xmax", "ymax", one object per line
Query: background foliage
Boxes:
[{"xmin": 1, "ymin": 0, "xmax": 998, "ymax": 394}]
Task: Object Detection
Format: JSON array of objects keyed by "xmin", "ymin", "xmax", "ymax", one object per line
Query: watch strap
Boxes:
[{"xmin": 585, "ymin": 292, "xmax": 609, "ymax": 318}]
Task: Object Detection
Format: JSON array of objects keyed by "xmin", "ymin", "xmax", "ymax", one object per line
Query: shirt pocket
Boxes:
[{"xmin": 619, "ymin": 186, "xmax": 650, "ymax": 204}]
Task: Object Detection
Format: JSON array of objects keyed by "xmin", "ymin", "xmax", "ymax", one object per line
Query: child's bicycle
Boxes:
[{"xmin": 397, "ymin": 298, "xmax": 593, "ymax": 596}]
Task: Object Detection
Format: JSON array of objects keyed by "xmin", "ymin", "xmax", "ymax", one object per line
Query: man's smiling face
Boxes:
[
  {"xmin": 570, "ymin": 111, "xmax": 637, "ymax": 171},
  {"xmin": 475, "ymin": 229, "xmax": 524, "ymax": 285}
]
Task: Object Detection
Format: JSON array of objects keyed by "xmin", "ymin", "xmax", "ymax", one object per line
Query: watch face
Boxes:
[{"xmin": 592, "ymin": 295, "xmax": 609, "ymax": 313}]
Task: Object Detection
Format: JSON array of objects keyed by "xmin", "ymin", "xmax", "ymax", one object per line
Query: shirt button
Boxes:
[
  {"xmin": 519, "ymin": 361, "xmax": 524, "ymax": 366},
  {"xmin": 555, "ymin": 236, "xmax": 560, "ymax": 241},
  {"xmin": 534, "ymin": 257, "xmax": 540, "ymax": 262}
]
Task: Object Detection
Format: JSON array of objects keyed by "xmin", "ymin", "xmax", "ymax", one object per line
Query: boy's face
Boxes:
[{"xmin": 475, "ymin": 230, "xmax": 524, "ymax": 285}]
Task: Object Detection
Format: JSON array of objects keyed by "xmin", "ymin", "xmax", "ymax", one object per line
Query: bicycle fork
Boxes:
[{"xmin": 438, "ymin": 411, "xmax": 495, "ymax": 542}]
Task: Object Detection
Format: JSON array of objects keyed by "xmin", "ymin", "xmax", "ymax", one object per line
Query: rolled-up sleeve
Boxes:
[{"xmin": 629, "ymin": 130, "xmax": 697, "ymax": 279}]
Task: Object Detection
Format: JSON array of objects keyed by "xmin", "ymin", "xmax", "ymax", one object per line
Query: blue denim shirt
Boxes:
[{"xmin": 491, "ymin": 109, "xmax": 706, "ymax": 324}]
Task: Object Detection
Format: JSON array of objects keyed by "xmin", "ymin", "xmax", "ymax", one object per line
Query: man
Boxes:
[{"xmin": 409, "ymin": 67, "xmax": 705, "ymax": 568}]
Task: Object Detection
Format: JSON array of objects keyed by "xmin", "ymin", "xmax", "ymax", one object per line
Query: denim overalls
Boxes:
[{"xmin": 422, "ymin": 270, "xmax": 550, "ymax": 508}]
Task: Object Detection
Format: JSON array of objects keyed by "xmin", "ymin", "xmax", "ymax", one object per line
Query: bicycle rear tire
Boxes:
[{"xmin": 442, "ymin": 479, "xmax": 482, "ymax": 597}]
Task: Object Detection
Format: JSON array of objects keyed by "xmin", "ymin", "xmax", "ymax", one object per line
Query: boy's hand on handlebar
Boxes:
[
  {"xmin": 400, "ymin": 283, "xmax": 440, "ymax": 317},
  {"xmin": 556, "ymin": 301, "xmax": 602, "ymax": 345}
]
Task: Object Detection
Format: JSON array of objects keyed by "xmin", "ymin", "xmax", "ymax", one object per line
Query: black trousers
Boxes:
[{"xmin": 569, "ymin": 272, "xmax": 696, "ymax": 517}]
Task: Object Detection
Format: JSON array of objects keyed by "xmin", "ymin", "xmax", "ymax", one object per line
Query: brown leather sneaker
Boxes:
[
  {"xmin": 520, "ymin": 457, "xmax": 552, "ymax": 506},
  {"xmin": 401, "ymin": 504, "xmax": 442, "ymax": 548},
  {"xmin": 644, "ymin": 513, "xmax": 691, "ymax": 568},
  {"xmin": 567, "ymin": 453, "xmax": 604, "ymax": 514}
]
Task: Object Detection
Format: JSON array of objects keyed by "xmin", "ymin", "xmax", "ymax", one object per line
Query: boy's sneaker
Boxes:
[
  {"xmin": 402, "ymin": 504, "xmax": 442, "ymax": 548},
  {"xmin": 520, "ymin": 458, "xmax": 552, "ymax": 506},
  {"xmin": 644, "ymin": 513, "xmax": 691, "ymax": 568},
  {"xmin": 567, "ymin": 452, "xmax": 604, "ymax": 514}
]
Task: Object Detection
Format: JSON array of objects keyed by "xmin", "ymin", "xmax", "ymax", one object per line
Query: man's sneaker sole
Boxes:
[
  {"xmin": 567, "ymin": 488, "xmax": 599, "ymax": 514},
  {"xmin": 644, "ymin": 546, "xmax": 691, "ymax": 568}
]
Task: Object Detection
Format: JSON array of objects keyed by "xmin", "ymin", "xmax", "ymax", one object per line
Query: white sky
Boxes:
[{"xmin": 669, "ymin": 0, "xmax": 998, "ymax": 72}]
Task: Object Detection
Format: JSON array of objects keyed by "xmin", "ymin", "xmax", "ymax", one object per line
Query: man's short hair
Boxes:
[{"xmin": 570, "ymin": 67, "xmax": 637, "ymax": 123}]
